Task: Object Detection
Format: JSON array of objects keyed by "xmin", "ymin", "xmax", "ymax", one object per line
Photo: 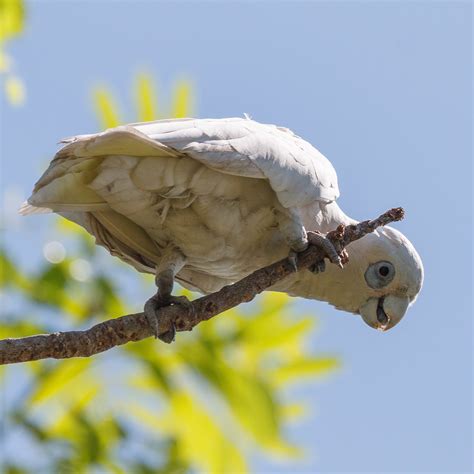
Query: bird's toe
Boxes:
[
  {"xmin": 287, "ymin": 250, "xmax": 299, "ymax": 272},
  {"xmin": 144, "ymin": 294, "xmax": 193, "ymax": 343},
  {"xmin": 309, "ymin": 259, "xmax": 326, "ymax": 274},
  {"xmin": 307, "ymin": 231, "xmax": 343, "ymax": 268}
]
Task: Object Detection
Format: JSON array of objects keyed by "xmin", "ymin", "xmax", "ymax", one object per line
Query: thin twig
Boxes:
[{"xmin": 0, "ymin": 208, "xmax": 404, "ymax": 365}]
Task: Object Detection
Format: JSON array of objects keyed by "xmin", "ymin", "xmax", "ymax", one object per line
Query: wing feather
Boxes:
[{"xmin": 130, "ymin": 117, "xmax": 340, "ymax": 208}]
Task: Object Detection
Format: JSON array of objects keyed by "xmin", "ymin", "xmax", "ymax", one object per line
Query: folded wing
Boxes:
[{"xmin": 21, "ymin": 117, "xmax": 340, "ymax": 289}]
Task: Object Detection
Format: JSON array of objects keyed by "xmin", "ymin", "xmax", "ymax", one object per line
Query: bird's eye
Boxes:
[
  {"xmin": 365, "ymin": 261, "xmax": 395, "ymax": 289},
  {"xmin": 378, "ymin": 265, "xmax": 390, "ymax": 277}
]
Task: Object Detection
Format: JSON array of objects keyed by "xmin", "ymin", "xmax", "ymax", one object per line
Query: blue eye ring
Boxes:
[{"xmin": 365, "ymin": 261, "xmax": 395, "ymax": 289}]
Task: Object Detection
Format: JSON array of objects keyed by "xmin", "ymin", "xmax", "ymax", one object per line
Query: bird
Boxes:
[{"xmin": 21, "ymin": 117, "xmax": 423, "ymax": 342}]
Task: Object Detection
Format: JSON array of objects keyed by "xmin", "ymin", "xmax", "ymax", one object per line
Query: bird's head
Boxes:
[{"xmin": 333, "ymin": 226, "xmax": 424, "ymax": 331}]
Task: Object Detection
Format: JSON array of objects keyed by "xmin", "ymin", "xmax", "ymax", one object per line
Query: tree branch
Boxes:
[{"xmin": 0, "ymin": 208, "xmax": 404, "ymax": 365}]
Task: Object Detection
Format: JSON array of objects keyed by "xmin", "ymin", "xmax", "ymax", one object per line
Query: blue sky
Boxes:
[{"xmin": 1, "ymin": 1, "xmax": 472, "ymax": 472}]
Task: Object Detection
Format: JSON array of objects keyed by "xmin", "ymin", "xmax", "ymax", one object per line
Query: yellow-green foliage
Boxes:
[
  {"xmin": 0, "ymin": 0, "xmax": 23, "ymax": 41},
  {"xmin": 0, "ymin": 0, "xmax": 26, "ymax": 105},
  {"xmin": 0, "ymin": 76, "xmax": 339, "ymax": 473},
  {"xmin": 93, "ymin": 73, "xmax": 193, "ymax": 130}
]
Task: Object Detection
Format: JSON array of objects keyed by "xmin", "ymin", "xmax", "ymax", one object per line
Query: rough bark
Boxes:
[{"xmin": 0, "ymin": 208, "xmax": 404, "ymax": 365}]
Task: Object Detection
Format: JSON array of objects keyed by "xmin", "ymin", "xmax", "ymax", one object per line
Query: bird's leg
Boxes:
[
  {"xmin": 276, "ymin": 208, "xmax": 309, "ymax": 272},
  {"xmin": 144, "ymin": 247, "xmax": 190, "ymax": 343}
]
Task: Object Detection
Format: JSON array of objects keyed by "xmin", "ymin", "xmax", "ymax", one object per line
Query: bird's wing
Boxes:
[
  {"xmin": 21, "ymin": 126, "xmax": 180, "ymax": 213},
  {"xmin": 27, "ymin": 117, "xmax": 339, "ymax": 213},
  {"xmin": 22, "ymin": 117, "xmax": 340, "ymax": 282},
  {"xmin": 128, "ymin": 117, "xmax": 340, "ymax": 208},
  {"xmin": 20, "ymin": 126, "xmax": 184, "ymax": 273}
]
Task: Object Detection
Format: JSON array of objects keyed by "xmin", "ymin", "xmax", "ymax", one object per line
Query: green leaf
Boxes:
[
  {"xmin": 0, "ymin": 320, "xmax": 45, "ymax": 343},
  {"xmin": 178, "ymin": 341, "xmax": 282, "ymax": 447},
  {"xmin": 0, "ymin": 248, "xmax": 27, "ymax": 288},
  {"xmin": 219, "ymin": 369, "xmax": 280, "ymax": 445},
  {"xmin": 4, "ymin": 75, "xmax": 25, "ymax": 105},
  {"xmin": 167, "ymin": 391, "xmax": 248, "ymax": 474},
  {"xmin": 27, "ymin": 359, "xmax": 93, "ymax": 406},
  {"xmin": 270, "ymin": 356, "xmax": 340, "ymax": 385},
  {"xmin": 171, "ymin": 80, "xmax": 192, "ymax": 118},
  {"xmin": 74, "ymin": 412, "xmax": 103, "ymax": 464},
  {"xmin": 135, "ymin": 73, "xmax": 157, "ymax": 121},
  {"xmin": 29, "ymin": 262, "xmax": 68, "ymax": 307},
  {"xmin": 93, "ymin": 87, "xmax": 121, "ymax": 129},
  {"xmin": 241, "ymin": 312, "xmax": 315, "ymax": 352},
  {"xmin": 0, "ymin": 0, "xmax": 24, "ymax": 44},
  {"xmin": 92, "ymin": 274, "xmax": 126, "ymax": 317}
]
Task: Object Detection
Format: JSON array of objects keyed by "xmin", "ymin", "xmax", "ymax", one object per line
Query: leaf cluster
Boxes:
[
  {"xmin": 0, "ymin": 0, "xmax": 26, "ymax": 105},
  {"xmin": 1, "ymin": 232, "xmax": 338, "ymax": 472}
]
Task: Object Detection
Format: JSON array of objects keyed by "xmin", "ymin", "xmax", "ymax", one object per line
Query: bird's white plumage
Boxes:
[
  {"xmin": 55, "ymin": 117, "xmax": 340, "ymax": 206},
  {"xmin": 22, "ymin": 117, "xmax": 423, "ymax": 330},
  {"xmin": 130, "ymin": 117, "xmax": 340, "ymax": 207}
]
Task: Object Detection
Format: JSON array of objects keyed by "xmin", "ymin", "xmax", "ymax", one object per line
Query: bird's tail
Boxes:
[{"xmin": 18, "ymin": 201, "xmax": 52, "ymax": 215}]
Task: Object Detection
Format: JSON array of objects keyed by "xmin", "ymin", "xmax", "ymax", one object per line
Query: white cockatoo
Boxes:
[{"xmin": 21, "ymin": 117, "xmax": 423, "ymax": 342}]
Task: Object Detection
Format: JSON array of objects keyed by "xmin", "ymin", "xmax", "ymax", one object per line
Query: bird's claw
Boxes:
[
  {"xmin": 339, "ymin": 248, "xmax": 349, "ymax": 265},
  {"xmin": 144, "ymin": 294, "xmax": 193, "ymax": 343},
  {"xmin": 306, "ymin": 231, "xmax": 344, "ymax": 273},
  {"xmin": 288, "ymin": 250, "xmax": 299, "ymax": 272},
  {"xmin": 287, "ymin": 232, "xmax": 343, "ymax": 275},
  {"xmin": 309, "ymin": 259, "xmax": 326, "ymax": 274}
]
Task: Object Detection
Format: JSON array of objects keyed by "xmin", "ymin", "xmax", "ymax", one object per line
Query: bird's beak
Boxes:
[{"xmin": 359, "ymin": 295, "xmax": 410, "ymax": 331}]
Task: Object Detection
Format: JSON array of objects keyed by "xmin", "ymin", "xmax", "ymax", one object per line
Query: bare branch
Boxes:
[{"xmin": 0, "ymin": 208, "xmax": 404, "ymax": 365}]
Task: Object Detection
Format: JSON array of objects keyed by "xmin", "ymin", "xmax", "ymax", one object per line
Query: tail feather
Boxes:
[{"xmin": 18, "ymin": 201, "xmax": 52, "ymax": 216}]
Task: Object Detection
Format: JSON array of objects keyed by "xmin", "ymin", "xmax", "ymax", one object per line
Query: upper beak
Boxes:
[{"xmin": 360, "ymin": 295, "xmax": 410, "ymax": 331}]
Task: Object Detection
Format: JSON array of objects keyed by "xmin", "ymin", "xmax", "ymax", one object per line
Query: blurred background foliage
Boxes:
[
  {"xmin": 0, "ymin": 0, "xmax": 26, "ymax": 106},
  {"xmin": 0, "ymin": 2, "xmax": 338, "ymax": 472}
]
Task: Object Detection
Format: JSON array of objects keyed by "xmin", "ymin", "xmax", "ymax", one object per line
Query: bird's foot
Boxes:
[
  {"xmin": 287, "ymin": 231, "xmax": 343, "ymax": 274},
  {"xmin": 306, "ymin": 231, "xmax": 344, "ymax": 275},
  {"xmin": 144, "ymin": 294, "xmax": 193, "ymax": 343}
]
